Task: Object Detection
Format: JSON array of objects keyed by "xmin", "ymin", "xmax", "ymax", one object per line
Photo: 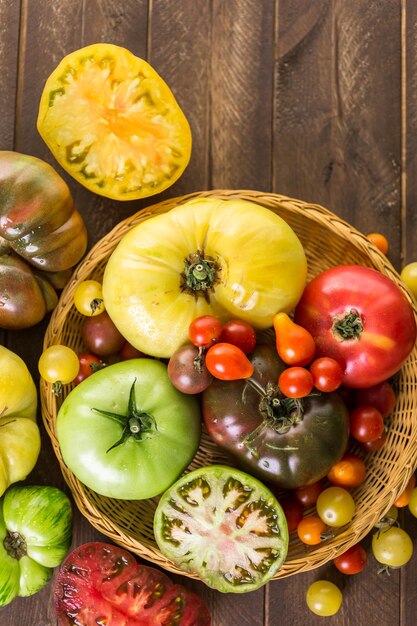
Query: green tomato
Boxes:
[
  {"xmin": 316, "ymin": 486, "xmax": 356, "ymax": 527},
  {"xmin": 372, "ymin": 526, "xmax": 413, "ymax": 568},
  {"xmin": 401, "ymin": 262, "xmax": 417, "ymax": 299},
  {"xmin": 0, "ymin": 417, "xmax": 41, "ymax": 497},
  {"xmin": 56, "ymin": 358, "xmax": 201, "ymax": 499},
  {"xmin": 306, "ymin": 580, "xmax": 343, "ymax": 616},
  {"xmin": 0, "ymin": 485, "xmax": 72, "ymax": 607}
]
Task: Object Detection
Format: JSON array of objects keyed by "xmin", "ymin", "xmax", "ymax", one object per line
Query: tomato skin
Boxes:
[
  {"xmin": 297, "ymin": 515, "xmax": 327, "ymax": 545},
  {"xmin": 354, "ymin": 381, "xmax": 396, "ymax": 418},
  {"xmin": 189, "ymin": 315, "xmax": 222, "ymax": 347},
  {"xmin": 55, "ymin": 542, "xmax": 211, "ymax": 626},
  {"xmin": 219, "ymin": 319, "xmax": 257, "ymax": 354},
  {"xmin": 205, "ymin": 343, "xmax": 254, "ymax": 380},
  {"xmin": 295, "ymin": 265, "xmax": 417, "ymax": 388},
  {"xmin": 203, "ymin": 344, "xmax": 350, "ymax": 490},
  {"xmin": 273, "ymin": 312, "xmax": 316, "ymax": 366},
  {"xmin": 349, "ymin": 406, "xmax": 384, "ymax": 442},
  {"xmin": 327, "ymin": 452, "xmax": 366, "ymax": 488},
  {"xmin": 310, "ymin": 357, "xmax": 343, "ymax": 392},
  {"xmin": 81, "ymin": 311, "xmax": 125, "ymax": 356},
  {"xmin": 278, "ymin": 366, "xmax": 314, "ymax": 398},
  {"xmin": 333, "ymin": 543, "xmax": 367, "ymax": 574}
]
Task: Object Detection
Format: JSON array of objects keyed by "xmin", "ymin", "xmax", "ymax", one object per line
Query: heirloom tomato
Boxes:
[
  {"xmin": 37, "ymin": 43, "xmax": 192, "ymax": 201},
  {"xmin": 154, "ymin": 465, "xmax": 289, "ymax": 593},
  {"xmin": 168, "ymin": 343, "xmax": 213, "ymax": 394},
  {"xmin": 295, "ymin": 265, "xmax": 417, "ymax": 388},
  {"xmin": 56, "ymin": 359, "xmax": 201, "ymax": 499},
  {"xmin": 103, "ymin": 196, "xmax": 307, "ymax": 357},
  {"xmin": 55, "ymin": 542, "xmax": 211, "ymax": 626},
  {"xmin": 0, "ymin": 151, "xmax": 87, "ymax": 329},
  {"xmin": 0, "ymin": 485, "xmax": 72, "ymax": 607},
  {"xmin": 0, "ymin": 345, "xmax": 37, "ymax": 421},
  {"xmin": 203, "ymin": 344, "xmax": 349, "ymax": 490}
]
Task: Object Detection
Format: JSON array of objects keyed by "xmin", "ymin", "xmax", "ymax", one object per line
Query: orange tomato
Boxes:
[
  {"xmin": 394, "ymin": 474, "xmax": 416, "ymax": 507},
  {"xmin": 367, "ymin": 233, "xmax": 389, "ymax": 255},
  {"xmin": 273, "ymin": 312, "xmax": 316, "ymax": 366},
  {"xmin": 297, "ymin": 515, "xmax": 327, "ymax": 545},
  {"xmin": 327, "ymin": 452, "xmax": 366, "ymax": 488}
]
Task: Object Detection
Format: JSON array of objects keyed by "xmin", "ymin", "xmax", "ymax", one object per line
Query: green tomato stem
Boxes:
[
  {"xmin": 3, "ymin": 530, "xmax": 27, "ymax": 560},
  {"xmin": 332, "ymin": 308, "xmax": 363, "ymax": 340}
]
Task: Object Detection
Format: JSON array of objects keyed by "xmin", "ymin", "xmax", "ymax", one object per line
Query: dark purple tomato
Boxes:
[
  {"xmin": 81, "ymin": 311, "xmax": 125, "ymax": 356},
  {"xmin": 168, "ymin": 344, "xmax": 213, "ymax": 394},
  {"xmin": 202, "ymin": 344, "xmax": 350, "ymax": 490}
]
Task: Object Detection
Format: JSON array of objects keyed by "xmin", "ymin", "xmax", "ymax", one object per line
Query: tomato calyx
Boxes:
[
  {"xmin": 92, "ymin": 380, "xmax": 157, "ymax": 452},
  {"xmin": 180, "ymin": 250, "xmax": 220, "ymax": 300},
  {"xmin": 332, "ymin": 308, "xmax": 364, "ymax": 341},
  {"xmin": 3, "ymin": 530, "xmax": 27, "ymax": 560}
]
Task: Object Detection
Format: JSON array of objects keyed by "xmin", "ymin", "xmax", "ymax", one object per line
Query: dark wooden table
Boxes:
[{"xmin": 2, "ymin": 1, "xmax": 417, "ymax": 624}]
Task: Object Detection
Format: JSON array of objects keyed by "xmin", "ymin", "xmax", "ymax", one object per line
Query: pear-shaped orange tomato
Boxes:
[{"xmin": 273, "ymin": 312, "xmax": 316, "ymax": 366}]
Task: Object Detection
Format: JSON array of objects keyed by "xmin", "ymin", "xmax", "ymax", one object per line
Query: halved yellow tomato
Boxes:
[
  {"xmin": 37, "ymin": 44, "xmax": 192, "ymax": 201},
  {"xmin": 102, "ymin": 197, "xmax": 307, "ymax": 357}
]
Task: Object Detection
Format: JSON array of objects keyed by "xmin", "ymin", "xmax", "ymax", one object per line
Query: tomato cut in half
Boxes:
[
  {"xmin": 37, "ymin": 44, "xmax": 192, "ymax": 200},
  {"xmin": 154, "ymin": 465, "xmax": 289, "ymax": 593}
]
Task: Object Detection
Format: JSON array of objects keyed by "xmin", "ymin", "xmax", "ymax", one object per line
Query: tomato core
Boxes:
[{"xmin": 332, "ymin": 308, "xmax": 363, "ymax": 341}]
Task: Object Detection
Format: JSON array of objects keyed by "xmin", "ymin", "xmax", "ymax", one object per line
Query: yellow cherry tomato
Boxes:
[
  {"xmin": 401, "ymin": 261, "xmax": 417, "ymax": 299},
  {"xmin": 74, "ymin": 280, "xmax": 105, "ymax": 316},
  {"xmin": 306, "ymin": 580, "xmax": 342, "ymax": 617},
  {"xmin": 316, "ymin": 486, "xmax": 356, "ymax": 527},
  {"xmin": 38, "ymin": 345, "xmax": 80, "ymax": 393}
]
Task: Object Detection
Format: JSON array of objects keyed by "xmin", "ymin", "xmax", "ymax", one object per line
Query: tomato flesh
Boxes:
[{"xmin": 37, "ymin": 44, "xmax": 192, "ymax": 200}]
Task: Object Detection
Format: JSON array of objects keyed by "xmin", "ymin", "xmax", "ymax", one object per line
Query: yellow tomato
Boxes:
[
  {"xmin": 37, "ymin": 43, "xmax": 192, "ymax": 201},
  {"xmin": 0, "ymin": 345, "xmax": 37, "ymax": 421},
  {"xmin": 103, "ymin": 197, "xmax": 307, "ymax": 357},
  {"xmin": 0, "ymin": 417, "xmax": 41, "ymax": 496}
]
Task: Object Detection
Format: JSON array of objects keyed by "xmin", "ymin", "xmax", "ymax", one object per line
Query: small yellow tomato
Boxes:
[
  {"xmin": 74, "ymin": 280, "xmax": 105, "ymax": 316},
  {"xmin": 316, "ymin": 486, "xmax": 356, "ymax": 527},
  {"xmin": 306, "ymin": 580, "xmax": 342, "ymax": 617},
  {"xmin": 38, "ymin": 345, "xmax": 80, "ymax": 394},
  {"xmin": 401, "ymin": 262, "xmax": 417, "ymax": 299}
]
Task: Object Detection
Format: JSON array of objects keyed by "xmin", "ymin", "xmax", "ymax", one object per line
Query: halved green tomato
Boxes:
[
  {"xmin": 37, "ymin": 43, "xmax": 192, "ymax": 201},
  {"xmin": 154, "ymin": 465, "xmax": 289, "ymax": 593}
]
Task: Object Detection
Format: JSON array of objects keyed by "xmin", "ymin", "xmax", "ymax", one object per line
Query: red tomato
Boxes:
[
  {"xmin": 281, "ymin": 498, "xmax": 304, "ymax": 533},
  {"xmin": 188, "ymin": 315, "xmax": 222, "ymax": 347},
  {"xmin": 273, "ymin": 312, "xmax": 316, "ymax": 366},
  {"xmin": 219, "ymin": 319, "xmax": 257, "ymax": 354},
  {"xmin": 278, "ymin": 367, "xmax": 314, "ymax": 398},
  {"xmin": 354, "ymin": 381, "xmax": 397, "ymax": 418},
  {"xmin": 310, "ymin": 357, "xmax": 343, "ymax": 392},
  {"xmin": 294, "ymin": 480, "xmax": 325, "ymax": 508},
  {"xmin": 360, "ymin": 430, "xmax": 387, "ymax": 452},
  {"xmin": 294, "ymin": 265, "xmax": 417, "ymax": 388},
  {"xmin": 74, "ymin": 353, "xmax": 103, "ymax": 385},
  {"xmin": 119, "ymin": 340, "xmax": 146, "ymax": 360},
  {"xmin": 297, "ymin": 515, "xmax": 327, "ymax": 545},
  {"xmin": 327, "ymin": 452, "xmax": 366, "ymax": 488},
  {"xmin": 333, "ymin": 543, "xmax": 367, "ymax": 574},
  {"xmin": 349, "ymin": 406, "xmax": 384, "ymax": 442},
  {"xmin": 55, "ymin": 542, "xmax": 211, "ymax": 625},
  {"xmin": 205, "ymin": 342, "xmax": 254, "ymax": 380}
]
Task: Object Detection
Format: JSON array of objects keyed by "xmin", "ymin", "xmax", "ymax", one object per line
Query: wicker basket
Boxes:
[{"xmin": 41, "ymin": 190, "xmax": 417, "ymax": 580}]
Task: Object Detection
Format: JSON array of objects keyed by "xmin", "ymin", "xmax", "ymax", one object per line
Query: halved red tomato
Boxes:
[{"xmin": 37, "ymin": 44, "xmax": 192, "ymax": 200}]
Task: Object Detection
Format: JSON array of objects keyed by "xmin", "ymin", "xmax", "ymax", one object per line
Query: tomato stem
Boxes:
[
  {"xmin": 332, "ymin": 308, "xmax": 363, "ymax": 341},
  {"xmin": 3, "ymin": 530, "xmax": 27, "ymax": 560},
  {"xmin": 180, "ymin": 250, "xmax": 220, "ymax": 300}
]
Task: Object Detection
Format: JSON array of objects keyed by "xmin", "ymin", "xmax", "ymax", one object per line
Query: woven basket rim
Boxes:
[{"xmin": 41, "ymin": 189, "xmax": 417, "ymax": 582}]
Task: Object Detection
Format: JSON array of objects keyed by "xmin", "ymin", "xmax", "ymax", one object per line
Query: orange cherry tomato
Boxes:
[
  {"xmin": 278, "ymin": 367, "xmax": 314, "ymax": 398},
  {"xmin": 394, "ymin": 474, "xmax": 416, "ymax": 507},
  {"xmin": 327, "ymin": 452, "xmax": 366, "ymax": 489},
  {"xmin": 205, "ymin": 343, "xmax": 254, "ymax": 381},
  {"xmin": 297, "ymin": 515, "xmax": 327, "ymax": 545},
  {"xmin": 367, "ymin": 233, "xmax": 389, "ymax": 255},
  {"xmin": 273, "ymin": 312, "xmax": 316, "ymax": 366}
]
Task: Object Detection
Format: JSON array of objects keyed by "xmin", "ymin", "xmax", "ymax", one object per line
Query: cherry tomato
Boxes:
[
  {"xmin": 188, "ymin": 315, "xmax": 222, "ymax": 348},
  {"xmin": 273, "ymin": 312, "xmax": 316, "ymax": 366},
  {"xmin": 306, "ymin": 580, "xmax": 342, "ymax": 617},
  {"xmin": 372, "ymin": 527, "xmax": 413, "ymax": 568},
  {"xmin": 407, "ymin": 487, "xmax": 417, "ymax": 518},
  {"xmin": 219, "ymin": 319, "xmax": 257, "ymax": 354},
  {"xmin": 367, "ymin": 233, "xmax": 389, "ymax": 255},
  {"xmin": 333, "ymin": 543, "xmax": 367, "ymax": 575},
  {"xmin": 360, "ymin": 429, "xmax": 387, "ymax": 453},
  {"xmin": 38, "ymin": 345, "xmax": 80, "ymax": 393},
  {"xmin": 394, "ymin": 474, "xmax": 416, "ymax": 508},
  {"xmin": 168, "ymin": 344, "xmax": 213, "ymax": 394},
  {"xmin": 400, "ymin": 261, "xmax": 417, "ymax": 299},
  {"xmin": 316, "ymin": 486, "xmax": 356, "ymax": 527},
  {"xmin": 278, "ymin": 367, "xmax": 314, "ymax": 398},
  {"xmin": 354, "ymin": 381, "xmax": 396, "ymax": 418},
  {"xmin": 349, "ymin": 406, "xmax": 384, "ymax": 442},
  {"xmin": 375, "ymin": 505, "xmax": 399, "ymax": 531},
  {"xmin": 297, "ymin": 515, "xmax": 327, "ymax": 545},
  {"xmin": 74, "ymin": 353, "xmax": 103, "ymax": 385},
  {"xmin": 81, "ymin": 312, "xmax": 126, "ymax": 356},
  {"xmin": 119, "ymin": 340, "xmax": 146, "ymax": 361},
  {"xmin": 74, "ymin": 280, "xmax": 105, "ymax": 316},
  {"xmin": 280, "ymin": 498, "xmax": 303, "ymax": 533},
  {"xmin": 205, "ymin": 343, "xmax": 254, "ymax": 381},
  {"xmin": 294, "ymin": 481, "xmax": 325, "ymax": 508},
  {"xmin": 310, "ymin": 357, "xmax": 343, "ymax": 392},
  {"xmin": 327, "ymin": 452, "xmax": 366, "ymax": 489}
]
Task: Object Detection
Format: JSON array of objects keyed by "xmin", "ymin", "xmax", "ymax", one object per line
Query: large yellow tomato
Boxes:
[
  {"xmin": 37, "ymin": 44, "xmax": 192, "ymax": 201},
  {"xmin": 0, "ymin": 345, "xmax": 37, "ymax": 420},
  {"xmin": 102, "ymin": 197, "xmax": 307, "ymax": 357}
]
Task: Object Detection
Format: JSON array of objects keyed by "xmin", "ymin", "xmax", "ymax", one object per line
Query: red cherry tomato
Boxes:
[
  {"xmin": 219, "ymin": 319, "xmax": 257, "ymax": 354},
  {"xmin": 360, "ymin": 430, "xmax": 387, "ymax": 452},
  {"xmin": 74, "ymin": 353, "xmax": 103, "ymax": 385},
  {"xmin": 354, "ymin": 381, "xmax": 396, "ymax": 418},
  {"xmin": 349, "ymin": 406, "xmax": 384, "ymax": 442},
  {"xmin": 333, "ymin": 543, "xmax": 367, "ymax": 574},
  {"xmin": 205, "ymin": 343, "xmax": 254, "ymax": 381},
  {"xmin": 273, "ymin": 312, "xmax": 316, "ymax": 366},
  {"xmin": 310, "ymin": 357, "xmax": 343, "ymax": 392},
  {"xmin": 278, "ymin": 367, "xmax": 314, "ymax": 398},
  {"xmin": 294, "ymin": 481, "xmax": 325, "ymax": 508},
  {"xmin": 280, "ymin": 498, "xmax": 304, "ymax": 533},
  {"xmin": 188, "ymin": 315, "xmax": 222, "ymax": 348},
  {"xmin": 119, "ymin": 340, "xmax": 146, "ymax": 361}
]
